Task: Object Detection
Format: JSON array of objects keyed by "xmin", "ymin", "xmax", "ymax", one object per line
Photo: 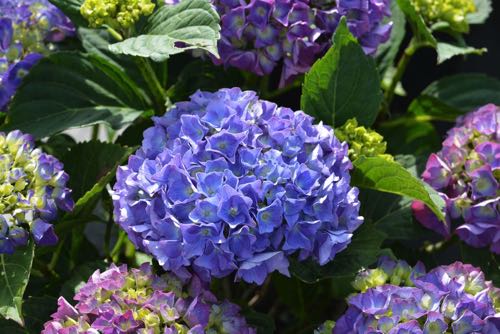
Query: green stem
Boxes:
[
  {"xmin": 91, "ymin": 124, "xmax": 100, "ymax": 141},
  {"xmin": 384, "ymin": 38, "xmax": 421, "ymax": 108},
  {"xmin": 135, "ymin": 57, "xmax": 167, "ymax": 115},
  {"xmin": 111, "ymin": 230, "xmax": 127, "ymax": 262}
]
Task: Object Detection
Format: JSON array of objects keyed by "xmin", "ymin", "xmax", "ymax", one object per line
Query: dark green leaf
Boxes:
[
  {"xmin": 0, "ymin": 242, "xmax": 34, "ymax": 326},
  {"xmin": 61, "ymin": 141, "xmax": 133, "ymax": 200},
  {"xmin": 408, "ymin": 73, "xmax": 500, "ymax": 121},
  {"xmin": 23, "ymin": 295, "xmax": 58, "ymax": 333},
  {"xmin": 168, "ymin": 60, "xmax": 244, "ymax": 102},
  {"xmin": 395, "ymin": 0, "xmax": 436, "ymax": 46},
  {"xmin": 436, "ymin": 42, "xmax": 486, "ymax": 64},
  {"xmin": 379, "ymin": 116, "xmax": 441, "ymax": 156},
  {"xmin": 376, "ymin": 0, "xmax": 406, "ymax": 75},
  {"xmin": 62, "ymin": 142, "xmax": 135, "ymax": 218},
  {"xmin": 351, "ymin": 157, "xmax": 446, "ymax": 221},
  {"xmin": 4, "ymin": 52, "xmax": 149, "ymax": 139},
  {"xmin": 244, "ymin": 310, "xmax": 276, "ymax": 334},
  {"xmin": 109, "ymin": 0, "xmax": 220, "ymax": 61},
  {"xmin": 467, "ymin": 0, "xmax": 492, "ymax": 24},
  {"xmin": 301, "ymin": 18, "xmax": 382, "ymax": 127},
  {"xmin": 49, "ymin": 0, "xmax": 86, "ymax": 27},
  {"xmin": 290, "ymin": 224, "xmax": 385, "ymax": 284}
]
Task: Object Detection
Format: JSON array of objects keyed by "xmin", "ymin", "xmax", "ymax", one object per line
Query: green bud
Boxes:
[
  {"xmin": 80, "ymin": 0, "xmax": 155, "ymax": 30},
  {"xmin": 335, "ymin": 118, "xmax": 394, "ymax": 162},
  {"xmin": 353, "ymin": 268, "xmax": 389, "ymax": 292},
  {"xmin": 411, "ymin": 0, "xmax": 476, "ymax": 33}
]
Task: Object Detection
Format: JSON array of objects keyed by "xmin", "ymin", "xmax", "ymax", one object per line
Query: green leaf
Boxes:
[
  {"xmin": 351, "ymin": 156, "xmax": 446, "ymax": 221},
  {"xmin": 301, "ymin": 18, "xmax": 382, "ymax": 127},
  {"xmin": 408, "ymin": 73, "xmax": 500, "ymax": 121},
  {"xmin": 4, "ymin": 52, "xmax": 149, "ymax": 139},
  {"xmin": 467, "ymin": 0, "xmax": 492, "ymax": 24},
  {"xmin": 49, "ymin": 0, "xmax": 86, "ymax": 27},
  {"xmin": 61, "ymin": 141, "xmax": 133, "ymax": 201},
  {"xmin": 244, "ymin": 310, "xmax": 276, "ymax": 334},
  {"xmin": 109, "ymin": 0, "xmax": 220, "ymax": 61},
  {"xmin": 62, "ymin": 142, "xmax": 135, "ymax": 218},
  {"xmin": 436, "ymin": 42, "xmax": 486, "ymax": 64},
  {"xmin": 0, "ymin": 242, "xmax": 35, "ymax": 326},
  {"xmin": 376, "ymin": 0, "xmax": 406, "ymax": 75},
  {"xmin": 290, "ymin": 224, "xmax": 386, "ymax": 284},
  {"xmin": 395, "ymin": 0, "xmax": 436, "ymax": 46}
]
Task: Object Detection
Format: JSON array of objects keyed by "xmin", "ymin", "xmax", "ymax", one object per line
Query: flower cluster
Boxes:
[
  {"xmin": 0, "ymin": 130, "xmax": 74, "ymax": 254},
  {"xmin": 412, "ymin": 104, "xmax": 499, "ymax": 254},
  {"xmin": 42, "ymin": 263, "xmax": 255, "ymax": 334},
  {"xmin": 113, "ymin": 88, "xmax": 363, "ymax": 284},
  {"xmin": 335, "ymin": 118, "xmax": 393, "ymax": 162},
  {"xmin": 412, "ymin": 0, "xmax": 476, "ymax": 33},
  {"xmin": 165, "ymin": 0, "xmax": 392, "ymax": 86},
  {"xmin": 0, "ymin": 0, "xmax": 75, "ymax": 111},
  {"xmin": 352, "ymin": 257, "xmax": 425, "ymax": 292},
  {"xmin": 80, "ymin": 0, "xmax": 155, "ymax": 30},
  {"xmin": 330, "ymin": 262, "xmax": 500, "ymax": 333}
]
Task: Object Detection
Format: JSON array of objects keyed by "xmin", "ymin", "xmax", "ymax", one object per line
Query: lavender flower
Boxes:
[
  {"xmin": 113, "ymin": 88, "xmax": 363, "ymax": 284},
  {"xmin": 0, "ymin": 130, "xmax": 74, "ymax": 254},
  {"xmin": 42, "ymin": 263, "xmax": 255, "ymax": 334},
  {"xmin": 329, "ymin": 262, "xmax": 500, "ymax": 333},
  {"xmin": 165, "ymin": 0, "xmax": 392, "ymax": 86},
  {"xmin": 0, "ymin": 0, "xmax": 75, "ymax": 111},
  {"xmin": 412, "ymin": 104, "xmax": 500, "ymax": 254}
]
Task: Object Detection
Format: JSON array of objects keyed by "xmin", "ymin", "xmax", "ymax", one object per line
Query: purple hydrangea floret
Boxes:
[
  {"xmin": 42, "ymin": 263, "xmax": 255, "ymax": 334},
  {"xmin": 0, "ymin": 130, "xmax": 74, "ymax": 254},
  {"xmin": 112, "ymin": 88, "xmax": 363, "ymax": 284},
  {"xmin": 412, "ymin": 104, "xmax": 500, "ymax": 254},
  {"xmin": 0, "ymin": 0, "xmax": 75, "ymax": 111},
  {"xmin": 332, "ymin": 262, "xmax": 500, "ymax": 333},
  {"xmin": 166, "ymin": 0, "xmax": 392, "ymax": 86}
]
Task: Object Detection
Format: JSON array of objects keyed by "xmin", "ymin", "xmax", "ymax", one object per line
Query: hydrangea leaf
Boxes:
[
  {"xmin": 48, "ymin": 0, "xmax": 86, "ymax": 27},
  {"xmin": 467, "ymin": 0, "xmax": 492, "ymax": 24},
  {"xmin": 395, "ymin": 0, "xmax": 436, "ymax": 46},
  {"xmin": 409, "ymin": 73, "xmax": 500, "ymax": 121},
  {"xmin": 109, "ymin": 0, "xmax": 220, "ymax": 61},
  {"xmin": 436, "ymin": 42, "xmax": 486, "ymax": 64},
  {"xmin": 61, "ymin": 142, "xmax": 135, "ymax": 219},
  {"xmin": 290, "ymin": 224, "xmax": 386, "ymax": 284},
  {"xmin": 377, "ymin": 0, "xmax": 407, "ymax": 75},
  {"xmin": 3, "ymin": 52, "xmax": 149, "ymax": 139},
  {"xmin": 301, "ymin": 18, "xmax": 382, "ymax": 127},
  {"xmin": 351, "ymin": 156, "xmax": 446, "ymax": 222},
  {"xmin": 0, "ymin": 241, "xmax": 34, "ymax": 326}
]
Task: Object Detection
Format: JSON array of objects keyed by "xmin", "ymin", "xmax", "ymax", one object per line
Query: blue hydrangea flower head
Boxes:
[
  {"xmin": 0, "ymin": 0, "xmax": 75, "ymax": 111},
  {"xmin": 113, "ymin": 88, "xmax": 363, "ymax": 284},
  {"xmin": 0, "ymin": 130, "xmax": 74, "ymax": 254},
  {"xmin": 165, "ymin": 0, "xmax": 392, "ymax": 86},
  {"xmin": 412, "ymin": 104, "xmax": 500, "ymax": 254},
  {"xmin": 329, "ymin": 262, "xmax": 500, "ymax": 333},
  {"xmin": 42, "ymin": 263, "xmax": 255, "ymax": 333}
]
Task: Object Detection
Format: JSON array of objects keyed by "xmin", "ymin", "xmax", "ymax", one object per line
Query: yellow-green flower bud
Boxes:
[
  {"xmin": 335, "ymin": 118, "xmax": 394, "ymax": 162},
  {"xmin": 80, "ymin": 0, "xmax": 155, "ymax": 30},
  {"xmin": 411, "ymin": 0, "xmax": 476, "ymax": 33}
]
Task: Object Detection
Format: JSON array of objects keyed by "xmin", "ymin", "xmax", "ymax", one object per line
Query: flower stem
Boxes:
[
  {"xmin": 135, "ymin": 57, "xmax": 167, "ymax": 115},
  {"xmin": 384, "ymin": 38, "xmax": 421, "ymax": 108},
  {"xmin": 91, "ymin": 124, "xmax": 100, "ymax": 141}
]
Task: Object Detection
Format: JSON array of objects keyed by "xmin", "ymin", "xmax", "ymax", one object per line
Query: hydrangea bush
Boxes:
[
  {"xmin": 42, "ymin": 263, "xmax": 255, "ymax": 333},
  {"xmin": 0, "ymin": 0, "xmax": 74, "ymax": 110},
  {"xmin": 113, "ymin": 88, "xmax": 363, "ymax": 284},
  {"xmin": 326, "ymin": 260, "xmax": 500, "ymax": 333},
  {"xmin": 413, "ymin": 104, "xmax": 500, "ymax": 254},
  {"xmin": 0, "ymin": 130, "xmax": 73, "ymax": 254},
  {"xmin": 0, "ymin": 0, "xmax": 499, "ymax": 332}
]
